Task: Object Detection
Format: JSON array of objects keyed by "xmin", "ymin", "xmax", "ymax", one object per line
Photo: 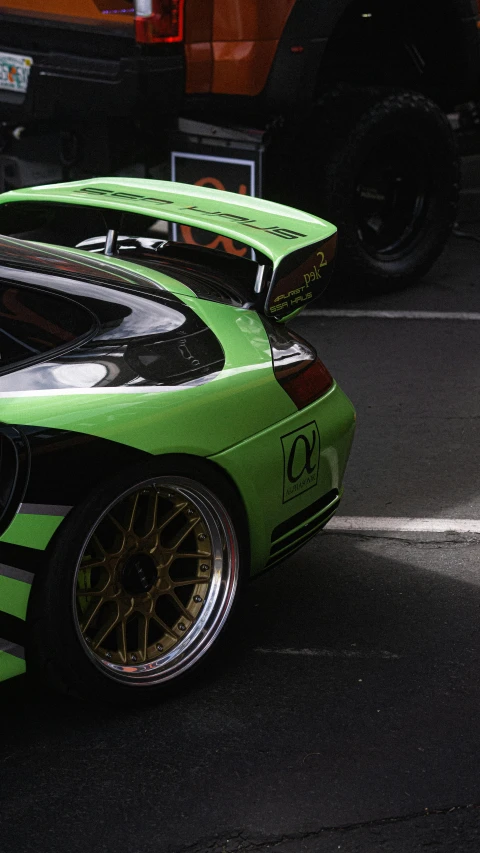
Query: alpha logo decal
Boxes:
[{"xmin": 281, "ymin": 421, "xmax": 320, "ymax": 502}]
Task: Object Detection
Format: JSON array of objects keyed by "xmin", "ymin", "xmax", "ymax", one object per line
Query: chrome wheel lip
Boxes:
[{"xmin": 72, "ymin": 475, "xmax": 239, "ymax": 687}]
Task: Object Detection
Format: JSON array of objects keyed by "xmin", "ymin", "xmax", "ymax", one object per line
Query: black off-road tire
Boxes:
[
  {"xmin": 267, "ymin": 88, "xmax": 459, "ymax": 293},
  {"xmin": 26, "ymin": 456, "xmax": 249, "ymax": 706}
]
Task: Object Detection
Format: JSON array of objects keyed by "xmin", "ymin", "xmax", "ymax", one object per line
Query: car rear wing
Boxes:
[{"xmin": 0, "ymin": 178, "xmax": 338, "ymax": 321}]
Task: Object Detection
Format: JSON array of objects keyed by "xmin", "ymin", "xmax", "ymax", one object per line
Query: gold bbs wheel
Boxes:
[{"xmin": 73, "ymin": 476, "xmax": 239, "ymax": 686}]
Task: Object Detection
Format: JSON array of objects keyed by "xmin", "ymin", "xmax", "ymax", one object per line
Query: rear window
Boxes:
[
  {"xmin": 0, "ymin": 281, "xmax": 95, "ymax": 372},
  {"xmin": 0, "ymin": 201, "xmax": 263, "ymax": 307},
  {"xmin": 0, "ymin": 201, "xmax": 119, "ymax": 247}
]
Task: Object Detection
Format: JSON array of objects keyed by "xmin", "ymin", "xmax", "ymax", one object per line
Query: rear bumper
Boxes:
[
  {"xmin": 0, "ymin": 47, "xmax": 184, "ymax": 121},
  {"xmin": 266, "ymin": 487, "xmax": 341, "ymax": 569},
  {"xmin": 210, "ymin": 380, "xmax": 356, "ymax": 575}
]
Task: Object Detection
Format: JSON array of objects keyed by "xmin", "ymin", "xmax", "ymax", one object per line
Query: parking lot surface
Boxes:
[{"xmin": 1, "ymin": 224, "xmax": 480, "ymax": 852}]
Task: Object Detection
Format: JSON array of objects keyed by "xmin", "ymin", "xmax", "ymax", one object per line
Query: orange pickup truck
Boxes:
[
  {"xmin": 1, "ymin": 1, "xmax": 477, "ymax": 117},
  {"xmin": 0, "ymin": 0, "xmax": 479, "ymax": 286}
]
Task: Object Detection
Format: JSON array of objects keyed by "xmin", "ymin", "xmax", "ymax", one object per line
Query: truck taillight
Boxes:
[
  {"xmin": 263, "ymin": 322, "xmax": 333, "ymax": 409},
  {"xmin": 135, "ymin": 0, "xmax": 184, "ymax": 43}
]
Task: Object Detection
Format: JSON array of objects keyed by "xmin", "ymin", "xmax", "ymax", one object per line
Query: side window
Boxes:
[{"xmin": 0, "ymin": 282, "xmax": 95, "ymax": 370}]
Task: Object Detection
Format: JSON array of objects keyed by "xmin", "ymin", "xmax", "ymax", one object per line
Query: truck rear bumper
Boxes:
[{"xmin": 0, "ymin": 50, "xmax": 185, "ymax": 121}]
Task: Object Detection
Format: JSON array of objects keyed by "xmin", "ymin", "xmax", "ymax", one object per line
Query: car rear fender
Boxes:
[{"xmin": 210, "ymin": 382, "xmax": 356, "ymax": 574}]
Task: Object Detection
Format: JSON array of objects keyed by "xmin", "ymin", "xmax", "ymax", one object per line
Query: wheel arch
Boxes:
[
  {"xmin": 315, "ymin": 0, "xmax": 480, "ymax": 109},
  {"xmin": 32, "ymin": 445, "xmax": 251, "ymax": 571},
  {"xmin": 148, "ymin": 453, "xmax": 252, "ymax": 573},
  {"xmin": 0, "ymin": 430, "xmax": 252, "ymax": 587},
  {"xmin": 22, "ymin": 426, "xmax": 152, "ymax": 510},
  {"xmin": 263, "ymin": 0, "xmax": 479, "ymax": 111}
]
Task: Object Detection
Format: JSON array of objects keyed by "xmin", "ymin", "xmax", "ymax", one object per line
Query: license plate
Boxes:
[{"xmin": 0, "ymin": 52, "xmax": 33, "ymax": 94}]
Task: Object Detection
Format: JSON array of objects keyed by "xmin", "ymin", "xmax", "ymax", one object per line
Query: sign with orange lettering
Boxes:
[{"xmin": 170, "ymin": 151, "xmax": 256, "ymax": 257}]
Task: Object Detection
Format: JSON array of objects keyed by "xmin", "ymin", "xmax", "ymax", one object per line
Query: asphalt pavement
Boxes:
[{"xmin": 1, "ymin": 198, "xmax": 480, "ymax": 852}]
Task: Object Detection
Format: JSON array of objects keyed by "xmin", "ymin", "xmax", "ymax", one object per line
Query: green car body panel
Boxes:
[{"xmin": 0, "ymin": 178, "xmax": 355, "ymax": 686}]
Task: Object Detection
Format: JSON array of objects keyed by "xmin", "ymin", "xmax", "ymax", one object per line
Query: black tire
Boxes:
[
  {"xmin": 26, "ymin": 456, "xmax": 248, "ymax": 705},
  {"xmin": 268, "ymin": 88, "xmax": 459, "ymax": 293}
]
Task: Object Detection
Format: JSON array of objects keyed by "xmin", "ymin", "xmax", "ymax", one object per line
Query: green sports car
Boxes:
[{"xmin": 0, "ymin": 178, "xmax": 355, "ymax": 704}]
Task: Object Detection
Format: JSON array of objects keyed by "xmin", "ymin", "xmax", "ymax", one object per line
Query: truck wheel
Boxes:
[{"xmin": 272, "ymin": 89, "xmax": 459, "ymax": 292}]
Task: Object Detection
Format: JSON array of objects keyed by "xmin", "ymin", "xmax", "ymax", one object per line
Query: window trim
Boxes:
[{"xmin": 0, "ymin": 278, "xmax": 99, "ymax": 378}]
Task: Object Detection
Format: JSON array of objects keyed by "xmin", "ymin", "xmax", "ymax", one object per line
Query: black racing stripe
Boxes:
[
  {"xmin": 0, "ymin": 612, "xmax": 25, "ymax": 646},
  {"xmin": 24, "ymin": 428, "xmax": 150, "ymax": 506},
  {"xmin": 270, "ymin": 507, "xmax": 336, "ymax": 556},
  {"xmin": 271, "ymin": 489, "xmax": 339, "ymax": 543},
  {"xmin": 0, "ymin": 541, "xmax": 46, "ymax": 576}
]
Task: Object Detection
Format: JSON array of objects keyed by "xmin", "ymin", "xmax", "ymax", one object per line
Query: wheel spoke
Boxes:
[
  {"xmin": 127, "ymin": 492, "xmax": 140, "ymax": 532},
  {"xmin": 142, "ymin": 490, "xmax": 159, "ymax": 539},
  {"xmin": 116, "ymin": 620, "xmax": 127, "ymax": 664},
  {"xmin": 80, "ymin": 558, "xmax": 106, "ymax": 571},
  {"xmin": 175, "ymin": 551, "xmax": 212, "ymax": 560},
  {"xmin": 152, "ymin": 613, "xmax": 178, "ymax": 640},
  {"xmin": 107, "ymin": 513, "xmax": 128, "ymax": 548},
  {"xmin": 77, "ymin": 587, "xmax": 107, "ymax": 598},
  {"xmin": 169, "ymin": 517, "xmax": 202, "ymax": 551},
  {"xmin": 91, "ymin": 603, "xmax": 120, "ymax": 650},
  {"xmin": 170, "ymin": 592, "xmax": 194, "ymax": 621},
  {"xmin": 172, "ymin": 577, "xmax": 210, "ymax": 587},
  {"xmin": 158, "ymin": 500, "xmax": 188, "ymax": 531},
  {"xmin": 91, "ymin": 534, "xmax": 107, "ymax": 557},
  {"xmin": 138, "ymin": 614, "xmax": 149, "ymax": 661},
  {"xmin": 80, "ymin": 595, "xmax": 106, "ymax": 633}
]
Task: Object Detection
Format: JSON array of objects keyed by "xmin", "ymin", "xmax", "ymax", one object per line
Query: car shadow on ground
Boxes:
[{"xmin": 1, "ymin": 531, "xmax": 479, "ymax": 852}]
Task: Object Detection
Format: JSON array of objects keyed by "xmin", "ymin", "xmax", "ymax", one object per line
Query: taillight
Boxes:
[
  {"xmin": 135, "ymin": 0, "xmax": 184, "ymax": 43},
  {"xmin": 263, "ymin": 322, "xmax": 333, "ymax": 409}
]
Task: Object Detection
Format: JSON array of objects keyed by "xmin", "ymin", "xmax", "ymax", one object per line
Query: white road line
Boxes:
[
  {"xmin": 255, "ymin": 647, "xmax": 400, "ymax": 660},
  {"xmin": 302, "ymin": 310, "xmax": 480, "ymax": 320},
  {"xmin": 327, "ymin": 517, "xmax": 480, "ymax": 534}
]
